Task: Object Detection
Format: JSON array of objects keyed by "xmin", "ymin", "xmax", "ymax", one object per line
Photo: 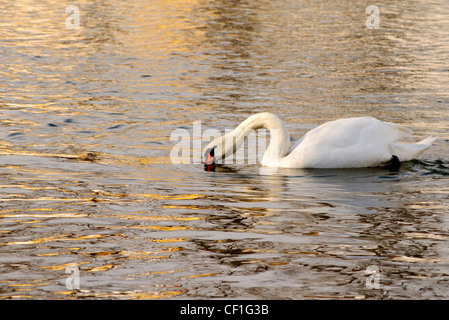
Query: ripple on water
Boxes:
[{"xmin": 1, "ymin": 0, "xmax": 449, "ymax": 300}]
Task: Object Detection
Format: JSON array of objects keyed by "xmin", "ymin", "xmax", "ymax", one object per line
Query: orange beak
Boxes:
[{"xmin": 201, "ymin": 147, "xmax": 216, "ymax": 171}]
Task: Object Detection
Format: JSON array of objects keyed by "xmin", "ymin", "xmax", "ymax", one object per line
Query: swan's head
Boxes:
[
  {"xmin": 201, "ymin": 146, "xmax": 216, "ymax": 171},
  {"xmin": 203, "ymin": 132, "xmax": 237, "ymax": 163},
  {"xmin": 202, "ymin": 132, "xmax": 236, "ymax": 171}
]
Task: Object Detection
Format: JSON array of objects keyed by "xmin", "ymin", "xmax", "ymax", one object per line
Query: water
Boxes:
[{"xmin": 1, "ymin": 0, "xmax": 449, "ymax": 299}]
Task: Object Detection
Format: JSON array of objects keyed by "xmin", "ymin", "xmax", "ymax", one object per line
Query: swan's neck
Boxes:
[{"xmin": 224, "ymin": 112, "xmax": 291, "ymax": 166}]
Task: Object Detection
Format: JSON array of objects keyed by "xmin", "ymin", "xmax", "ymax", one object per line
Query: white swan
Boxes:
[{"xmin": 202, "ymin": 112, "xmax": 437, "ymax": 169}]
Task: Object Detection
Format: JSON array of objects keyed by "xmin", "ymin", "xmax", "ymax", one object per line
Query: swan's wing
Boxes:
[
  {"xmin": 305, "ymin": 117, "xmax": 412, "ymax": 147},
  {"xmin": 288, "ymin": 117, "xmax": 413, "ymax": 168}
]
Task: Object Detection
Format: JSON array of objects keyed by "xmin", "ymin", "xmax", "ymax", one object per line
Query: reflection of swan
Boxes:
[{"xmin": 203, "ymin": 112, "xmax": 437, "ymax": 169}]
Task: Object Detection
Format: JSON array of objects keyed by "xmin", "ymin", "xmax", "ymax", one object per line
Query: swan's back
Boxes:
[{"xmin": 285, "ymin": 117, "xmax": 424, "ymax": 168}]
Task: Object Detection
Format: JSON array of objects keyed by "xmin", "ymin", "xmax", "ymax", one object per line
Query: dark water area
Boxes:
[{"xmin": 1, "ymin": 0, "xmax": 449, "ymax": 299}]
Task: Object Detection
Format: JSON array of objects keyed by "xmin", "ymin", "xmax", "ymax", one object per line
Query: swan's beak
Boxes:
[{"xmin": 201, "ymin": 147, "xmax": 216, "ymax": 171}]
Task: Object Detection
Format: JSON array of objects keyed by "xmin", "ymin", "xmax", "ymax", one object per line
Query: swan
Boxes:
[{"xmin": 202, "ymin": 112, "xmax": 437, "ymax": 170}]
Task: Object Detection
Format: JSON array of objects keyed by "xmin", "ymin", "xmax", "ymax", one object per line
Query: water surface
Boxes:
[{"xmin": 1, "ymin": 0, "xmax": 449, "ymax": 299}]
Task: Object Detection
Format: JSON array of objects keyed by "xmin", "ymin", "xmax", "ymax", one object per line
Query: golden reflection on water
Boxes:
[
  {"xmin": 1, "ymin": 0, "xmax": 449, "ymax": 300},
  {"xmin": 2, "ymin": 234, "xmax": 104, "ymax": 246},
  {"xmin": 55, "ymin": 289, "xmax": 186, "ymax": 300}
]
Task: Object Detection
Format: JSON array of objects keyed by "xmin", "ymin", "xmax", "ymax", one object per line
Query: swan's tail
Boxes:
[
  {"xmin": 417, "ymin": 136, "xmax": 438, "ymax": 147},
  {"xmin": 391, "ymin": 136, "xmax": 437, "ymax": 162}
]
